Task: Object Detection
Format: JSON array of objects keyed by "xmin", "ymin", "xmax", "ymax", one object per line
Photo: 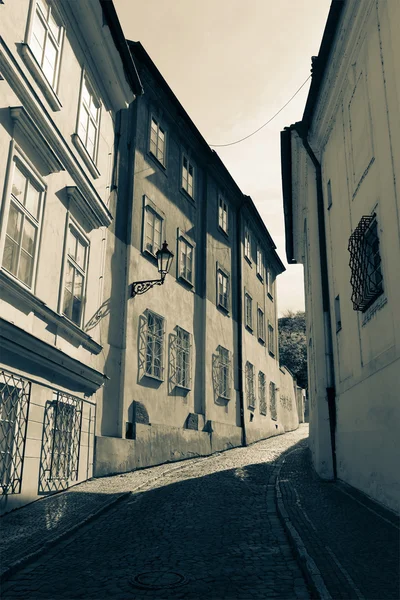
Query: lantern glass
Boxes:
[{"xmin": 156, "ymin": 241, "xmax": 174, "ymax": 276}]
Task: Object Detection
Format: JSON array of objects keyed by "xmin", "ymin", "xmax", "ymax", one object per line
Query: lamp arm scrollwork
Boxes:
[{"xmin": 131, "ymin": 275, "xmax": 165, "ymax": 298}]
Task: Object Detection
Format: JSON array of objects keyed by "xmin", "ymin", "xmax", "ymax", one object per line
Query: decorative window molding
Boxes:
[
  {"xmin": 144, "ymin": 310, "xmax": 165, "ymax": 381},
  {"xmin": 256, "ymin": 246, "xmax": 264, "ymax": 281},
  {"xmin": 181, "ymin": 154, "xmax": 194, "ymax": 199},
  {"xmin": 215, "ymin": 346, "xmax": 231, "ymax": 400},
  {"xmin": 149, "ymin": 115, "xmax": 166, "ymax": 168},
  {"xmin": 66, "ymin": 186, "xmax": 104, "ymax": 231},
  {"xmin": 268, "ymin": 321, "xmax": 275, "ymax": 356},
  {"xmin": 1, "ymin": 153, "xmax": 45, "ymax": 291},
  {"xmin": 0, "ymin": 38, "xmax": 112, "ymax": 229},
  {"xmin": 218, "ymin": 194, "xmax": 228, "ymax": 235},
  {"xmin": 142, "ymin": 196, "xmax": 164, "ymax": 259},
  {"xmin": 258, "ymin": 371, "xmax": 267, "ymax": 416},
  {"xmin": 244, "ymin": 225, "xmax": 251, "ymax": 263},
  {"xmin": 244, "ymin": 290, "xmax": 253, "ymax": 331},
  {"xmin": 177, "ymin": 230, "xmax": 194, "ymax": 286},
  {"xmin": 172, "ymin": 326, "xmax": 191, "ymax": 389},
  {"xmin": 269, "ymin": 381, "xmax": 277, "ymax": 420},
  {"xmin": 60, "ymin": 219, "xmax": 89, "ymax": 328},
  {"xmin": 22, "ymin": 0, "xmax": 65, "ymax": 111},
  {"xmin": 10, "ymin": 107, "xmax": 64, "ymax": 174},
  {"xmin": 216, "ymin": 263, "xmax": 230, "ymax": 312},
  {"xmin": 245, "ymin": 361, "xmax": 256, "ymax": 409},
  {"xmin": 257, "ymin": 306, "xmax": 265, "ymax": 343},
  {"xmin": 0, "ymin": 370, "xmax": 31, "ymax": 495}
]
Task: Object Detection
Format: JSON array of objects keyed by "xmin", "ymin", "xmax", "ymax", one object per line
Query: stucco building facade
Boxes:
[
  {"xmin": 281, "ymin": 0, "xmax": 400, "ymax": 512},
  {"xmin": 0, "ymin": 0, "xmax": 142, "ymax": 514}
]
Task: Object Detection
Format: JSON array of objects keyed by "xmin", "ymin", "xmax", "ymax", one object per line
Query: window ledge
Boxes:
[
  {"xmin": 258, "ymin": 337, "xmax": 266, "ymax": 345},
  {"xmin": 267, "ymin": 292, "xmax": 274, "ymax": 301},
  {"xmin": 361, "ymin": 294, "xmax": 387, "ymax": 326},
  {"xmin": 71, "ymin": 134, "xmax": 101, "ymax": 179},
  {"xmin": 175, "ymin": 383, "xmax": 192, "ymax": 391},
  {"xmin": 178, "ymin": 275, "xmax": 194, "ymax": 289},
  {"xmin": 20, "ymin": 44, "xmax": 62, "ymax": 111},
  {"xmin": 257, "ymin": 273, "xmax": 264, "ymax": 283},
  {"xmin": 217, "ymin": 303, "xmax": 230, "ymax": 316},
  {"xmin": 269, "ymin": 351, "xmax": 275, "ymax": 358},
  {"xmin": 0, "ymin": 269, "xmax": 102, "ymax": 354},
  {"xmin": 180, "ymin": 187, "xmax": 195, "ymax": 204},
  {"xmin": 148, "ymin": 150, "xmax": 167, "ymax": 173},
  {"xmin": 244, "ymin": 255, "xmax": 252, "ymax": 267},
  {"xmin": 218, "ymin": 226, "xmax": 229, "ymax": 239},
  {"xmin": 245, "ymin": 325, "xmax": 253, "ymax": 333},
  {"xmin": 143, "ymin": 372, "xmax": 164, "ymax": 383},
  {"xmin": 218, "ymin": 395, "xmax": 230, "ymax": 402}
]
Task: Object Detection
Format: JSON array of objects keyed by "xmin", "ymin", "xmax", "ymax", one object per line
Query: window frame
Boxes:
[
  {"xmin": 217, "ymin": 346, "xmax": 231, "ymax": 400},
  {"xmin": 218, "ymin": 194, "xmax": 228, "ymax": 236},
  {"xmin": 244, "ymin": 289, "xmax": 253, "ymax": 331},
  {"xmin": 267, "ymin": 267, "xmax": 274, "ymax": 299},
  {"xmin": 73, "ymin": 71, "xmax": 102, "ymax": 177},
  {"xmin": 177, "ymin": 230, "xmax": 195, "ymax": 287},
  {"xmin": 149, "ymin": 114, "xmax": 167, "ymax": 168},
  {"xmin": 59, "ymin": 216, "xmax": 90, "ymax": 329},
  {"xmin": 174, "ymin": 326, "xmax": 192, "ymax": 390},
  {"xmin": 245, "ymin": 361, "xmax": 256, "ymax": 409},
  {"xmin": 258, "ymin": 371, "xmax": 267, "ymax": 416},
  {"xmin": 181, "ymin": 153, "xmax": 195, "ymax": 200},
  {"xmin": 268, "ymin": 321, "xmax": 275, "ymax": 356},
  {"xmin": 142, "ymin": 196, "xmax": 164, "ymax": 260},
  {"xmin": 269, "ymin": 381, "xmax": 277, "ymax": 420},
  {"xmin": 144, "ymin": 309, "xmax": 165, "ymax": 381},
  {"xmin": 257, "ymin": 305, "xmax": 265, "ymax": 343},
  {"xmin": 216, "ymin": 263, "xmax": 230, "ymax": 313},
  {"xmin": 244, "ymin": 224, "xmax": 251, "ymax": 264},
  {"xmin": 256, "ymin": 245, "xmax": 264, "ymax": 281},
  {"xmin": 0, "ymin": 152, "xmax": 46, "ymax": 292}
]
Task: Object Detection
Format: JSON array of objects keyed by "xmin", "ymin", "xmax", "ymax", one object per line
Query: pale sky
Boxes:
[{"xmin": 114, "ymin": 0, "xmax": 331, "ymax": 316}]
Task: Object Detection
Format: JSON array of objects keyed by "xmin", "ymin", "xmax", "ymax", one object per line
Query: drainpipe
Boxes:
[
  {"xmin": 237, "ymin": 203, "xmax": 247, "ymax": 447},
  {"xmin": 294, "ymin": 122, "xmax": 337, "ymax": 478}
]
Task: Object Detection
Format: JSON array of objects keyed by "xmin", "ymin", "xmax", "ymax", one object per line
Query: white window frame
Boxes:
[
  {"xmin": 267, "ymin": 267, "xmax": 274, "ymax": 299},
  {"xmin": 218, "ymin": 194, "xmax": 228, "ymax": 235},
  {"xmin": 144, "ymin": 310, "xmax": 165, "ymax": 381},
  {"xmin": 268, "ymin": 321, "xmax": 275, "ymax": 356},
  {"xmin": 216, "ymin": 264, "xmax": 230, "ymax": 312},
  {"xmin": 0, "ymin": 153, "xmax": 46, "ymax": 292},
  {"xmin": 246, "ymin": 362, "xmax": 256, "ymax": 409},
  {"xmin": 59, "ymin": 217, "xmax": 89, "ymax": 329},
  {"xmin": 175, "ymin": 326, "xmax": 191, "ymax": 389},
  {"xmin": 149, "ymin": 115, "xmax": 166, "ymax": 168},
  {"xmin": 258, "ymin": 371, "xmax": 267, "ymax": 416},
  {"xmin": 181, "ymin": 154, "xmax": 195, "ymax": 199},
  {"xmin": 244, "ymin": 290, "xmax": 253, "ymax": 331},
  {"xmin": 73, "ymin": 71, "xmax": 101, "ymax": 177},
  {"xmin": 256, "ymin": 246, "xmax": 264, "ymax": 281},
  {"xmin": 217, "ymin": 346, "xmax": 231, "ymax": 400},
  {"xmin": 142, "ymin": 196, "xmax": 164, "ymax": 258},
  {"xmin": 177, "ymin": 231, "xmax": 195, "ymax": 286},
  {"xmin": 244, "ymin": 225, "xmax": 251, "ymax": 262},
  {"xmin": 257, "ymin": 306, "xmax": 265, "ymax": 343}
]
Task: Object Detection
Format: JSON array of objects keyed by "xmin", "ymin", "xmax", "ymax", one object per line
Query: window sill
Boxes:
[
  {"xmin": 143, "ymin": 248, "xmax": 158, "ymax": 263},
  {"xmin": 175, "ymin": 383, "xmax": 192, "ymax": 391},
  {"xmin": 257, "ymin": 273, "xmax": 264, "ymax": 284},
  {"xmin": 0, "ymin": 269, "xmax": 102, "ymax": 354},
  {"xmin": 71, "ymin": 134, "xmax": 101, "ymax": 179},
  {"xmin": 218, "ymin": 395, "xmax": 231, "ymax": 402},
  {"xmin": 148, "ymin": 150, "xmax": 167, "ymax": 174},
  {"xmin": 180, "ymin": 187, "xmax": 195, "ymax": 204},
  {"xmin": 267, "ymin": 292, "xmax": 274, "ymax": 301},
  {"xmin": 269, "ymin": 351, "xmax": 275, "ymax": 358},
  {"xmin": 218, "ymin": 226, "xmax": 229, "ymax": 239},
  {"xmin": 143, "ymin": 372, "xmax": 164, "ymax": 383},
  {"xmin": 248, "ymin": 404, "xmax": 256, "ymax": 411},
  {"xmin": 244, "ymin": 255, "xmax": 252, "ymax": 267},
  {"xmin": 258, "ymin": 337, "xmax": 266, "ymax": 345},
  {"xmin": 178, "ymin": 275, "xmax": 194, "ymax": 289},
  {"xmin": 217, "ymin": 303, "xmax": 230, "ymax": 316},
  {"xmin": 20, "ymin": 44, "xmax": 62, "ymax": 111},
  {"xmin": 245, "ymin": 325, "xmax": 253, "ymax": 333}
]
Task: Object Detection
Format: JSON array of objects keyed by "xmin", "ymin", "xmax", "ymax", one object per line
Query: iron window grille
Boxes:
[
  {"xmin": 42, "ymin": 391, "xmax": 82, "ymax": 484},
  {"xmin": 245, "ymin": 292, "xmax": 253, "ymax": 330},
  {"xmin": 179, "ymin": 237, "xmax": 194, "ymax": 284},
  {"xmin": 174, "ymin": 327, "xmax": 191, "ymax": 389},
  {"xmin": 258, "ymin": 372, "xmax": 267, "ymax": 416},
  {"xmin": 218, "ymin": 195, "xmax": 228, "ymax": 234},
  {"xmin": 217, "ymin": 268, "xmax": 229, "ymax": 311},
  {"xmin": 30, "ymin": 0, "xmax": 63, "ymax": 89},
  {"xmin": 246, "ymin": 362, "xmax": 256, "ymax": 409},
  {"xmin": 0, "ymin": 370, "xmax": 31, "ymax": 495},
  {"xmin": 150, "ymin": 117, "xmax": 166, "ymax": 166},
  {"xmin": 182, "ymin": 155, "xmax": 194, "ymax": 198},
  {"xmin": 257, "ymin": 307, "xmax": 265, "ymax": 342},
  {"xmin": 217, "ymin": 346, "xmax": 231, "ymax": 399},
  {"xmin": 145, "ymin": 311, "xmax": 165, "ymax": 380},
  {"xmin": 268, "ymin": 322, "xmax": 275, "ymax": 355},
  {"xmin": 269, "ymin": 381, "xmax": 277, "ymax": 420},
  {"xmin": 348, "ymin": 214, "xmax": 383, "ymax": 312}
]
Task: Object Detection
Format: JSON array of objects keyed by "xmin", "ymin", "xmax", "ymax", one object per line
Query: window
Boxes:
[
  {"xmin": 267, "ymin": 267, "xmax": 274, "ymax": 298},
  {"xmin": 145, "ymin": 311, "xmax": 165, "ymax": 380},
  {"xmin": 175, "ymin": 327, "xmax": 191, "ymax": 389},
  {"xmin": 269, "ymin": 381, "xmax": 277, "ymax": 420},
  {"xmin": 77, "ymin": 76, "xmax": 101, "ymax": 163},
  {"xmin": 218, "ymin": 195, "xmax": 228, "ymax": 234},
  {"xmin": 29, "ymin": 0, "xmax": 63, "ymax": 89},
  {"xmin": 348, "ymin": 214, "xmax": 383, "ymax": 312},
  {"xmin": 143, "ymin": 200, "xmax": 163, "ymax": 257},
  {"xmin": 257, "ymin": 307, "xmax": 265, "ymax": 342},
  {"xmin": 244, "ymin": 226, "xmax": 251, "ymax": 262},
  {"xmin": 256, "ymin": 247, "xmax": 264, "ymax": 280},
  {"xmin": 0, "ymin": 371, "xmax": 31, "ymax": 495},
  {"xmin": 335, "ymin": 295, "xmax": 342, "ymax": 332},
  {"xmin": 246, "ymin": 362, "xmax": 256, "ymax": 409},
  {"xmin": 178, "ymin": 236, "xmax": 194, "ymax": 284},
  {"xmin": 217, "ymin": 267, "xmax": 229, "ymax": 311},
  {"xmin": 2, "ymin": 160, "xmax": 43, "ymax": 289},
  {"xmin": 217, "ymin": 346, "xmax": 231, "ymax": 399},
  {"xmin": 258, "ymin": 372, "xmax": 267, "ymax": 416},
  {"xmin": 62, "ymin": 224, "xmax": 88, "ymax": 327},
  {"xmin": 182, "ymin": 155, "xmax": 194, "ymax": 198},
  {"xmin": 245, "ymin": 291, "xmax": 253, "ymax": 330},
  {"xmin": 268, "ymin": 321, "xmax": 275, "ymax": 355},
  {"xmin": 150, "ymin": 116, "xmax": 166, "ymax": 166},
  {"xmin": 327, "ymin": 179, "xmax": 332, "ymax": 209}
]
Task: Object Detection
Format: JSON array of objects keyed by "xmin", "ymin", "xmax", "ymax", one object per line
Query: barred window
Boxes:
[
  {"xmin": 0, "ymin": 371, "xmax": 31, "ymax": 495},
  {"xmin": 270, "ymin": 381, "xmax": 277, "ymax": 420},
  {"xmin": 256, "ymin": 246, "xmax": 264, "ymax": 280},
  {"xmin": 245, "ymin": 292, "xmax": 253, "ymax": 330},
  {"xmin": 175, "ymin": 327, "xmax": 191, "ymax": 389},
  {"xmin": 150, "ymin": 116, "xmax": 166, "ymax": 166},
  {"xmin": 246, "ymin": 362, "xmax": 256, "ymax": 409},
  {"xmin": 182, "ymin": 155, "xmax": 194, "ymax": 198},
  {"xmin": 217, "ymin": 268, "xmax": 229, "ymax": 311},
  {"xmin": 244, "ymin": 226, "xmax": 251, "ymax": 261},
  {"xmin": 268, "ymin": 321, "xmax": 275, "ymax": 355},
  {"xmin": 257, "ymin": 307, "xmax": 265, "ymax": 342},
  {"xmin": 348, "ymin": 214, "xmax": 383, "ymax": 312},
  {"xmin": 259, "ymin": 372, "xmax": 267, "ymax": 416},
  {"xmin": 218, "ymin": 195, "xmax": 228, "ymax": 234},
  {"xmin": 145, "ymin": 311, "xmax": 165, "ymax": 379},
  {"xmin": 217, "ymin": 346, "xmax": 231, "ymax": 399}
]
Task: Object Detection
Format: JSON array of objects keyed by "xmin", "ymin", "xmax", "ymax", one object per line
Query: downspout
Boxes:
[
  {"xmin": 294, "ymin": 123, "xmax": 337, "ymax": 478},
  {"xmin": 237, "ymin": 203, "xmax": 247, "ymax": 447}
]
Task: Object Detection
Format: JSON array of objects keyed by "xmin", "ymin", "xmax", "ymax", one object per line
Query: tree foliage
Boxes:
[{"xmin": 278, "ymin": 310, "xmax": 307, "ymax": 390}]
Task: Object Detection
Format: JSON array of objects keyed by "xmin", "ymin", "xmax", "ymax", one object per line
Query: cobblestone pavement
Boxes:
[
  {"xmin": 278, "ymin": 446, "xmax": 400, "ymax": 600},
  {"xmin": 1, "ymin": 427, "xmax": 311, "ymax": 600}
]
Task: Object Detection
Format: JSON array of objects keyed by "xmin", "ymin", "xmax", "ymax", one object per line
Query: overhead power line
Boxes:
[{"xmin": 209, "ymin": 74, "xmax": 311, "ymax": 148}]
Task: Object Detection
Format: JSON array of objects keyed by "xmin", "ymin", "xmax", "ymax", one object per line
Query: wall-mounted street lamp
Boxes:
[{"xmin": 131, "ymin": 241, "xmax": 174, "ymax": 297}]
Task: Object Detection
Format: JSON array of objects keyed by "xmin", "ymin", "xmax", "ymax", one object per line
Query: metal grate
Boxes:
[
  {"xmin": 0, "ymin": 370, "xmax": 31, "ymax": 495},
  {"xmin": 246, "ymin": 362, "xmax": 256, "ymax": 409},
  {"xmin": 259, "ymin": 372, "xmax": 267, "ymax": 416},
  {"xmin": 348, "ymin": 215, "xmax": 383, "ymax": 311},
  {"xmin": 39, "ymin": 392, "xmax": 82, "ymax": 493},
  {"xmin": 269, "ymin": 382, "xmax": 277, "ymax": 421}
]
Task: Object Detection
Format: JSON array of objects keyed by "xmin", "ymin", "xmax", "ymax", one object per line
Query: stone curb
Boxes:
[
  {"xmin": 0, "ymin": 452, "xmax": 217, "ymax": 585},
  {"xmin": 275, "ymin": 448, "xmax": 332, "ymax": 600}
]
